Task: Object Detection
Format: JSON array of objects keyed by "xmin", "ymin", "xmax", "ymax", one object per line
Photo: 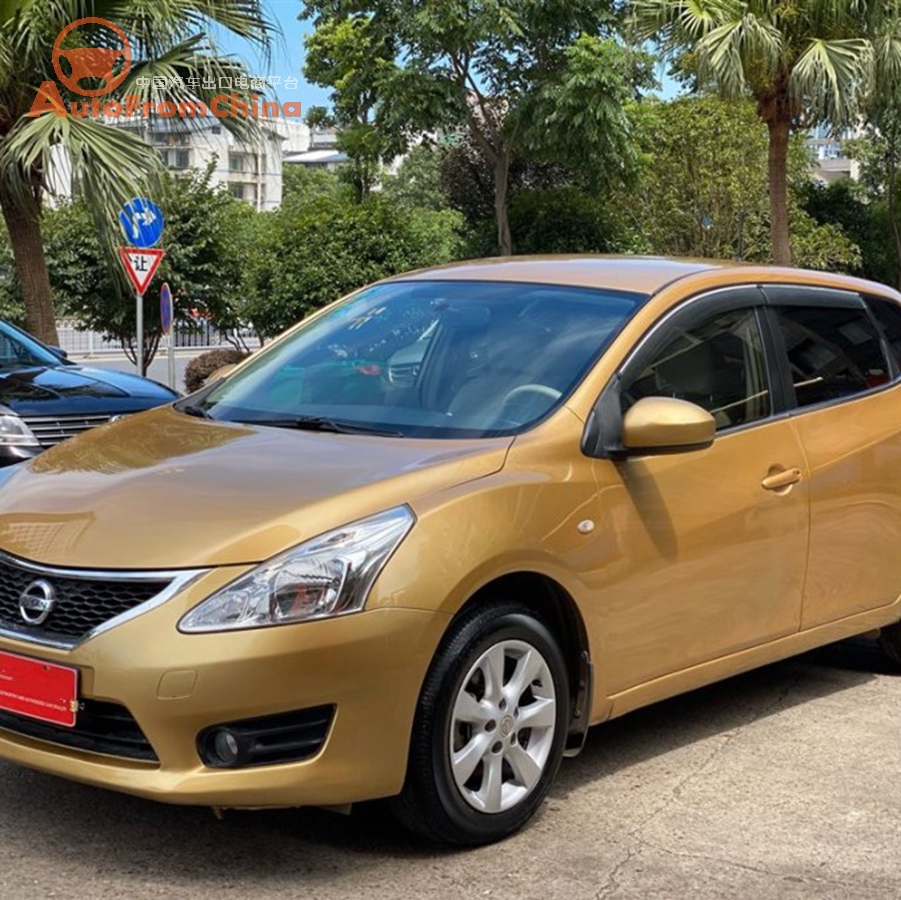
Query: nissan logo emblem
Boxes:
[{"xmin": 18, "ymin": 579, "xmax": 57, "ymax": 626}]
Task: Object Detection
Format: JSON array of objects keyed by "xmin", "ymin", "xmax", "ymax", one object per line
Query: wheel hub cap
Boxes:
[{"xmin": 449, "ymin": 638, "xmax": 557, "ymax": 814}]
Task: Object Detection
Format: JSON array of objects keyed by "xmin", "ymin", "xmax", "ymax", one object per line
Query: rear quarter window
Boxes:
[{"xmin": 866, "ymin": 296, "xmax": 901, "ymax": 376}]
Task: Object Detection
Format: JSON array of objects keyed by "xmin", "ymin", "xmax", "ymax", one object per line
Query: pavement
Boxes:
[{"xmin": 0, "ymin": 636, "xmax": 899, "ymax": 898}]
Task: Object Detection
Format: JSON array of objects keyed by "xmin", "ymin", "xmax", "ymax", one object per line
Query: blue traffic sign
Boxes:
[
  {"xmin": 160, "ymin": 283, "xmax": 172, "ymax": 335},
  {"xmin": 118, "ymin": 197, "xmax": 164, "ymax": 248}
]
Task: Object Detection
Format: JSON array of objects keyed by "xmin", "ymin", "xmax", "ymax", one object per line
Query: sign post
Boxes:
[
  {"xmin": 117, "ymin": 198, "xmax": 165, "ymax": 376},
  {"xmin": 160, "ymin": 282, "xmax": 175, "ymax": 389},
  {"xmin": 117, "ymin": 247, "xmax": 164, "ymax": 375}
]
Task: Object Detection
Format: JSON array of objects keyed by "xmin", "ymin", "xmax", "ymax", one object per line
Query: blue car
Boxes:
[{"xmin": 0, "ymin": 320, "xmax": 177, "ymax": 465}]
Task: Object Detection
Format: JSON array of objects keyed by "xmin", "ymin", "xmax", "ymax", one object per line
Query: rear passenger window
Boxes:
[
  {"xmin": 867, "ymin": 297, "xmax": 901, "ymax": 375},
  {"xmin": 774, "ymin": 306, "xmax": 889, "ymax": 408}
]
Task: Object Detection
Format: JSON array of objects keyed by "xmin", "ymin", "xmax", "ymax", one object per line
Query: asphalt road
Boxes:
[{"xmin": 0, "ymin": 636, "xmax": 898, "ymax": 899}]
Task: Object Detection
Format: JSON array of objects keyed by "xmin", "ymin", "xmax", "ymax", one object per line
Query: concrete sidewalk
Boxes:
[{"xmin": 1, "ymin": 636, "xmax": 900, "ymax": 898}]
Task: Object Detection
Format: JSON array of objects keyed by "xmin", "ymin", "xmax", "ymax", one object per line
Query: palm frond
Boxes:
[{"xmin": 791, "ymin": 37, "xmax": 871, "ymax": 125}]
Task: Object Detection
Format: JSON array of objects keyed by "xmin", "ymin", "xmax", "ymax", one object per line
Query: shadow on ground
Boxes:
[{"xmin": 0, "ymin": 637, "xmax": 889, "ymax": 881}]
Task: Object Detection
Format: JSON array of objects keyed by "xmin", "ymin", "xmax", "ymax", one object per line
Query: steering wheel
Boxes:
[{"xmin": 499, "ymin": 383, "xmax": 562, "ymax": 421}]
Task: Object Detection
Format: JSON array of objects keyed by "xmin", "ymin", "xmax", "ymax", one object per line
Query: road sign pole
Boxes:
[
  {"xmin": 168, "ymin": 331, "xmax": 176, "ymax": 389},
  {"xmin": 136, "ymin": 291, "xmax": 143, "ymax": 376}
]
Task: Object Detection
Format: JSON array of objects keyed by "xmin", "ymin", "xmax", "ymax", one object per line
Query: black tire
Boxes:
[
  {"xmin": 391, "ymin": 602, "xmax": 569, "ymax": 846},
  {"xmin": 879, "ymin": 622, "xmax": 901, "ymax": 666}
]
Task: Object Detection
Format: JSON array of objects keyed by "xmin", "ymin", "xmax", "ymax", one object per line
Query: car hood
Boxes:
[
  {"xmin": 0, "ymin": 365, "xmax": 176, "ymax": 416},
  {"xmin": 0, "ymin": 406, "xmax": 510, "ymax": 569}
]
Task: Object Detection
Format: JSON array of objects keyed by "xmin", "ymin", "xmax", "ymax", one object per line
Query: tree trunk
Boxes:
[
  {"xmin": 0, "ymin": 181, "xmax": 59, "ymax": 345},
  {"xmin": 766, "ymin": 116, "xmax": 792, "ymax": 266},
  {"xmin": 494, "ymin": 151, "xmax": 512, "ymax": 257}
]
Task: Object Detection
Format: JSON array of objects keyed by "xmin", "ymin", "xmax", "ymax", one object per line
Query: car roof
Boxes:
[
  {"xmin": 391, "ymin": 255, "xmax": 718, "ymax": 295},
  {"xmin": 389, "ymin": 254, "xmax": 901, "ymax": 302}
]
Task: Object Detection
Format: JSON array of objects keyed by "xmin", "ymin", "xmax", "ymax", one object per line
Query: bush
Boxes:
[
  {"xmin": 184, "ymin": 348, "xmax": 250, "ymax": 394},
  {"xmin": 241, "ymin": 194, "xmax": 465, "ymax": 338}
]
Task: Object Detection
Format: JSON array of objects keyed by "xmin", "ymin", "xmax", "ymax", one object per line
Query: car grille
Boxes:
[
  {"xmin": 0, "ymin": 556, "xmax": 172, "ymax": 644},
  {"xmin": 21, "ymin": 414, "xmax": 113, "ymax": 448},
  {"xmin": 0, "ymin": 699, "xmax": 158, "ymax": 762}
]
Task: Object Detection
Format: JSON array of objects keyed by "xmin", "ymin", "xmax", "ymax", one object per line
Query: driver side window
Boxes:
[{"xmin": 622, "ymin": 307, "xmax": 771, "ymax": 431}]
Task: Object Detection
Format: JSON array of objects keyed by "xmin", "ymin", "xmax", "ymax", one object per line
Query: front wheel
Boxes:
[{"xmin": 392, "ymin": 603, "xmax": 569, "ymax": 845}]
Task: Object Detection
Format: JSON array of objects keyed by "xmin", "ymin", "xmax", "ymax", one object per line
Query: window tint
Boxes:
[
  {"xmin": 867, "ymin": 296, "xmax": 901, "ymax": 375},
  {"xmin": 623, "ymin": 308, "xmax": 770, "ymax": 430},
  {"xmin": 774, "ymin": 305, "xmax": 889, "ymax": 408}
]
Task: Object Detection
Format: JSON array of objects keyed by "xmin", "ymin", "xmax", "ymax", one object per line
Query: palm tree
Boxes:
[
  {"xmin": 635, "ymin": 0, "xmax": 901, "ymax": 266},
  {"xmin": 0, "ymin": 1, "xmax": 271, "ymax": 344}
]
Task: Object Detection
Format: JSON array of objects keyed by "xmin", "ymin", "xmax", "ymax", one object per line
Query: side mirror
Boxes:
[
  {"xmin": 621, "ymin": 397, "xmax": 715, "ymax": 454},
  {"xmin": 48, "ymin": 345, "xmax": 68, "ymax": 360},
  {"xmin": 203, "ymin": 363, "xmax": 237, "ymax": 387}
]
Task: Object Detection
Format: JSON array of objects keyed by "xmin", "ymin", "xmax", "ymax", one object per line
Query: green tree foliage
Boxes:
[
  {"xmin": 281, "ymin": 164, "xmax": 348, "ymax": 206},
  {"xmin": 845, "ymin": 94, "xmax": 901, "ymax": 289},
  {"xmin": 241, "ymin": 194, "xmax": 465, "ymax": 338},
  {"xmin": 611, "ymin": 97, "xmax": 860, "ymax": 272},
  {"xmin": 0, "ymin": 0, "xmax": 272, "ymax": 344},
  {"xmin": 303, "ymin": 17, "xmax": 405, "ymax": 200},
  {"xmin": 437, "ymin": 132, "xmax": 592, "ymax": 253},
  {"xmin": 0, "ymin": 169, "xmax": 256, "ymax": 371},
  {"xmin": 381, "ymin": 143, "xmax": 449, "ymax": 211},
  {"xmin": 507, "ymin": 188, "xmax": 614, "ymax": 255},
  {"xmin": 302, "ymin": 0, "xmax": 645, "ymax": 255},
  {"xmin": 635, "ymin": 0, "xmax": 901, "ymax": 266}
]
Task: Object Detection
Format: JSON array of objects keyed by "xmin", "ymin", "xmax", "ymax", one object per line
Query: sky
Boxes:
[
  {"xmin": 211, "ymin": 1, "xmax": 330, "ymax": 108},
  {"xmin": 212, "ymin": 1, "xmax": 682, "ymax": 111}
]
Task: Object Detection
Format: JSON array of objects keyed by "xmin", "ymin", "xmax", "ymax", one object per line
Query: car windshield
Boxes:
[
  {"xmin": 0, "ymin": 321, "xmax": 62, "ymax": 368},
  {"xmin": 186, "ymin": 280, "xmax": 647, "ymax": 439}
]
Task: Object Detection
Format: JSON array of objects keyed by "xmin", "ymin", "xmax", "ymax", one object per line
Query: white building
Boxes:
[
  {"xmin": 806, "ymin": 124, "xmax": 862, "ymax": 184},
  {"xmin": 47, "ymin": 114, "xmax": 320, "ymax": 210},
  {"xmin": 282, "ymin": 128, "xmax": 348, "ymax": 170}
]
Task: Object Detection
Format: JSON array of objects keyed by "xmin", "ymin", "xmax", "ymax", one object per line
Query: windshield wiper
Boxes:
[
  {"xmin": 243, "ymin": 415, "xmax": 403, "ymax": 437},
  {"xmin": 179, "ymin": 403, "xmax": 212, "ymax": 419}
]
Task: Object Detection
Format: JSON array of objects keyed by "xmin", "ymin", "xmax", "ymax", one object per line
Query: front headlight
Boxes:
[
  {"xmin": 0, "ymin": 415, "xmax": 38, "ymax": 447},
  {"xmin": 178, "ymin": 506, "xmax": 415, "ymax": 633}
]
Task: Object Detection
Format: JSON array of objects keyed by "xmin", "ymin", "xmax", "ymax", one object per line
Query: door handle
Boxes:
[{"xmin": 761, "ymin": 467, "xmax": 802, "ymax": 491}]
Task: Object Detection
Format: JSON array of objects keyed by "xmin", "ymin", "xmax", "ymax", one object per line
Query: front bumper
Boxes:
[{"xmin": 0, "ymin": 568, "xmax": 448, "ymax": 808}]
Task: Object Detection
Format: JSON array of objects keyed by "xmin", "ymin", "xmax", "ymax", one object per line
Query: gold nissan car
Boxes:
[{"xmin": 1, "ymin": 256, "xmax": 901, "ymax": 845}]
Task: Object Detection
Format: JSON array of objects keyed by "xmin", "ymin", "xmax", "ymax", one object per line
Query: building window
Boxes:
[
  {"xmin": 228, "ymin": 152, "xmax": 245, "ymax": 173},
  {"xmin": 159, "ymin": 149, "xmax": 191, "ymax": 169},
  {"xmin": 229, "ymin": 182, "xmax": 257, "ymax": 203}
]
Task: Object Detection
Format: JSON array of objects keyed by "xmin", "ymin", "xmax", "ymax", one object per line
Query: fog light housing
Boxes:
[
  {"xmin": 197, "ymin": 705, "xmax": 335, "ymax": 769},
  {"xmin": 201, "ymin": 727, "xmax": 246, "ymax": 768}
]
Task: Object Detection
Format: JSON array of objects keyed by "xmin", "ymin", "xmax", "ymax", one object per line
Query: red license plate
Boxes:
[{"xmin": 0, "ymin": 651, "xmax": 78, "ymax": 727}]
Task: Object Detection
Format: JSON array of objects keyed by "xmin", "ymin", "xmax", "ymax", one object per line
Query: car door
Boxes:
[
  {"xmin": 762, "ymin": 287, "xmax": 901, "ymax": 630},
  {"xmin": 588, "ymin": 288, "xmax": 810, "ymax": 694}
]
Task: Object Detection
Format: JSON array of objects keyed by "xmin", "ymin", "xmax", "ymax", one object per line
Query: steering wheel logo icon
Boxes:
[{"xmin": 52, "ymin": 17, "xmax": 132, "ymax": 98}]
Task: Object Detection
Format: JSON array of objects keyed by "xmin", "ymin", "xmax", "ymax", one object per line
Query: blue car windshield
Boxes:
[
  {"xmin": 191, "ymin": 280, "xmax": 647, "ymax": 439},
  {"xmin": 0, "ymin": 321, "xmax": 62, "ymax": 368}
]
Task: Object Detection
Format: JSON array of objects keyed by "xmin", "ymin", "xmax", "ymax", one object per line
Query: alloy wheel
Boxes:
[{"xmin": 449, "ymin": 639, "xmax": 557, "ymax": 814}]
